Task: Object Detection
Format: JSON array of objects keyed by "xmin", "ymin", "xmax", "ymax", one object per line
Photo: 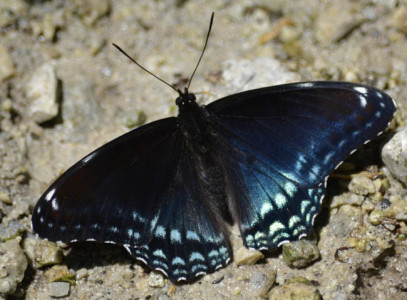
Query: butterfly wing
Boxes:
[
  {"xmin": 32, "ymin": 117, "xmax": 231, "ymax": 281},
  {"xmin": 206, "ymin": 81, "xmax": 396, "ymax": 250}
]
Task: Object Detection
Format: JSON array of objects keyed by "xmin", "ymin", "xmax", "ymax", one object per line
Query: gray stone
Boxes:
[
  {"xmin": 0, "ymin": 45, "xmax": 15, "ymax": 81},
  {"xmin": 315, "ymin": 2, "xmax": 364, "ymax": 45},
  {"xmin": 23, "ymin": 237, "xmax": 63, "ymax": 268},
  {"xmin": 382, "ymin": 127, "xmax": 407, "ymax": 185},
  {"xmin": 61, "ymin": 81, "xmax": 104, "ymax": 143},
  {"xmin": 331, "ymin": 193, "xmax": 365, "ymax": 208},
  {"xmin": 234, "ymin": 246, "xmax": 264, "ymax": 266},
  {"xmin": 0, "ymin": 220, "xmax": 24, "ymax": 242},
  {"xmin": 282, "ymin": 240, "xmax": 320, "ymax": 268},
  {"xmin": 348, "ymin": 174, "xmax": 376, "ymax": 196},
  {"xmin": 250, "ymin": 270, "xmax": 276, "ymax": 298},
  {"xmin": 48, "ymin": 281, "xmax": 70, "ymax": 298},
  {"xmin": 0, "ymin": 237, "xmax": 28, "ymax": 296},
  {"xmin": 0, "ymin": 192, "xmax": 11, "ymax": 205},
  {"xmin": 75, "ymin": 268, "xmax": 88, "ymax": 281},
  {"xmin": 148, "ymin": 271, "xmax": 165, "ymax": 288},
  {"xmin": 26, "ymin": 63, "xmax": 59, "ymax": 124},
  {"xmin": 269, "ymin": 277, "xmax": 321, "ymax": 300},
  {"xmin": 391, "ymin": 5, "xmax": 407, "ymax": 34}
]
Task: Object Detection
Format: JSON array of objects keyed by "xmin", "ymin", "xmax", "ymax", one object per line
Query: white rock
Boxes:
[
  {"xmin": 0, "ymin": 45, "xmax": 15, "ymax": 81},
  {"xmin": 26, "ymin": 63, "xmax": 59, "ymax": 124},
  {"xmin": 48, "ymin": 281, "xmax": 70, "ymax": 298},
  {"xmin": 0, "ymin": 237, "xmax": 28, "ymax": 295},
  {"xmin": 382, "ymin": 127, "xmax": 407, "ymax": 185}
]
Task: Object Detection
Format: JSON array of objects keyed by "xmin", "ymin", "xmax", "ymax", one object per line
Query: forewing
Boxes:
[
  {"xmin": 32, "ymin": 118, "xmax": 180, "ymax": 244},
  {"xmin": 32, "ymin": 117, "xmax": 231, "ymax": 281},
  {"xmin": 207, "ymin": 81, "xmax": 396, "ymax": 249}
]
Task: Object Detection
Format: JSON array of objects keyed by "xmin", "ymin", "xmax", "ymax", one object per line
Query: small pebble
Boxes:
[
  {"xmin": 45, "ymin": 265, "xmax": 75, "ymax": 284},
  {"xmin": 269, "ymin": 277, "xmax": 321, "ymax": 300},
  {"xmin": 369, "ymin": 210, "xmax": 384, "ymax": 225},
  {"xmin": 348, "ymin": 174, "xmax": 376, "ymax": 196},
  {"xmin": 355, "ymin": 238, "xmax": 368, "ymax": 253},
  {"xmin": 26, "ymin": 63, "xmax": 59, "ymax": 124},
  {"xmin": 331, "ymin": 193, "xmax": 365, "ymax": 208},
  {"xmin": 0, "ymin": 192, "xmax": 11, "ymax": 204},
  {"xmin": 282, "ymin": 240, "xmax": 320, "ymax": 268},
  {"xmin": 75, "ymin": 268, "xmax": 88, "ymax": 281},
  {"xmin": 234, "ymin": 247, "xmax": 264, "ymax": 266},
  {"xmin": 391, "ymin": 6, "xmax": 407, "ymax": 33},
  {"xmin": 26, "ymin": 238, "xmax": 63, "ymax": 268},
  {"xmin": 0, "ymin": 45, "xmax": 15, "ymax": 81},
  {"xmin": 1, "ymin": 98, "xmax": 13, "ymax": 112},
  {"xmin": 0, "ymin": 220, "xmax": 24, "ymax": 242},
  {"xmin": 382, "ymin": 128, "xmax": 407, "ymax": 185},
  {"xmin": 148, "ymin": 271, "xmax": 165, "ymax": 288},
  {"xmin": 0, "ymin": 238, "xmax": 28, "ymax": 296},
  {"xmin": 249, "ymin": 270, "xmax": 276, "ymax": 298},
  {"xmin": 48, "ymin": 281, "xmax": 70, "ymax": 298}
]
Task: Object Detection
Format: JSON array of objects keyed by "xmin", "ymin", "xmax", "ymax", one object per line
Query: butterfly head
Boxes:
[{"xmin": 176, "ymin": 87, "xmax": 197, "ymax": 108}]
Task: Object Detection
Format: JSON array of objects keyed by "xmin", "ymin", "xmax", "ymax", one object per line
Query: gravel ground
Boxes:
[{"xmin": 1, "ymin": 0, "xmax": 407, "ymax": 299}]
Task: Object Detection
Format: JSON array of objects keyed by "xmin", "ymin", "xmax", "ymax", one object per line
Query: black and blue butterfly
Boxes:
[{"xmin": 32, "ymin": 13, "xmax": 396, "ymax": 282}]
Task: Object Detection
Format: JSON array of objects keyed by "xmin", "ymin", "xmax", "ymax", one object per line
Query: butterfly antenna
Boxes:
[
  {"xmin": 187, "ymin": 12, "xmax": 215, "ymax": 91},
  {"xmin": 112, "ymin": 43, "xmax": 178, "ymax": 93}
]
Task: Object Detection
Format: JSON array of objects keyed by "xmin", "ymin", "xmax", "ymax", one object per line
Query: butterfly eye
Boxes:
[
  {"xmin": 188, "ymin": 94, "xmax": 196, "ymax": 102},
  {"xmin": 176, "ymin": 97, "xmax": 183, "ymax": 106}
]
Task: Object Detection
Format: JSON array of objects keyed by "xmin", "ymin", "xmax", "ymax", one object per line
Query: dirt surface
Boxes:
[{"xmin": 1, "ymin": 0, "xmax": 407, "ymax": 299}]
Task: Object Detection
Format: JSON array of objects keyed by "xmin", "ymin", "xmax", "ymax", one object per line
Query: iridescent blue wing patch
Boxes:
[
  {"xmin": 206, "ymin": 81, "xmax": 396, "ymax": 249},
  {"xmin": 32, "ymin": 117, "xmax": 231, "ymax": 282}
]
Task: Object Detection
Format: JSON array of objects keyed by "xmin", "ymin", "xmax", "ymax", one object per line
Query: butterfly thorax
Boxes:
[{"xmin": 176, "ymin": 89, "xmax": 212, "ymax": 153}]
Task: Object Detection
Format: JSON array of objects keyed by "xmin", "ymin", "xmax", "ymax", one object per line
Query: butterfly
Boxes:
[{"xmin": 31, "ymin": 13, "xmax": 396, "ymax": 282}]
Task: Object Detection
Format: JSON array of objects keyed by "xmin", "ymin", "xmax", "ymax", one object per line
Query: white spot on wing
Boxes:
[
  {"xmin": 284, "ymin": 182, "xmax": 297, "ymax": 197},
  {"xmin": 189, "ymin": 252, "xmax": 205, "ymax": 262},
  {"xmin": 45, "ymin": 188, "xmax": 56, "ymax": 202},
  {"xmin": 274, "ymin": 193, "xmax": 287, "ymax": 209},
  {"xmin": 172, "ymin": 257, "xmax": 186, "ymax": 265},
  {"xmin": 269, "ymin": 221, "xmax": 285, "ymax": 235},
  {"xmin": 260, "ymin": 202, "xmax": 273, "ymax": 218},
  {"xmin": 354, "ymin": 86, "xmax": 368, "ymax": 95},
  {"xmin": 150, "ymin": 214, "xmax": 159, "ymax": 229},
  {"xmin": 153, "ymin": 249, "xmax": 166, "ymax": 259},
  {"xmin": 296, "ymin": 82, "xmax": 315, "ymax": 88},
  {"xmin": 358, "ymin": 94, "xmax": 367, "ymax": 108},
  {"xmin": 288, "ymin": 215, "xmax": 301, "ymax": 228},
  {"xmin": 51, "ymin": 198, "xmax": 59, "ymax": 211},
  {"xmin": 170, "ymin": 229, "xmax": 182, "ymax": 243},
  {"xmin": 109, "ymin": 226, "xmax": 119, "ymax": 233},
  {"xmin": 186, "ymin": 230, "xmax": 200, "ymax": 241},
  {"xmin": 155, "ymin": 226, "xmax": 166, "ymax": 238}
]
